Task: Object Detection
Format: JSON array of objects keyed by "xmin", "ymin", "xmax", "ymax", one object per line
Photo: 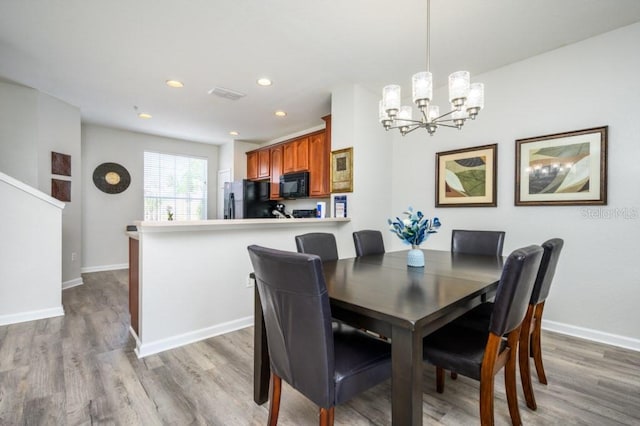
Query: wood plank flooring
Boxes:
[{"xmin": 1, "ymin": 269, "xmax": 639, "ymax": 425}]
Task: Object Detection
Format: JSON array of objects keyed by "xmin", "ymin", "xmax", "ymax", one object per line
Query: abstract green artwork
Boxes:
[{"xmin": 436, "ymin": 144, "xmax": 497, "ymax": 207}]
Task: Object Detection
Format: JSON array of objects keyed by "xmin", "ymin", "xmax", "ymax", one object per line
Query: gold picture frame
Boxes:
[
  {"xmin": 515, "ymin": 126, "xmax": 607, "ymax": 206},
  {"xmin": 436, "ymin": 143, "xmax": 498, "ymax": 207},
  {"xmin": 330, "ymin": 147, "xmax": 353, "ymax": 193}
]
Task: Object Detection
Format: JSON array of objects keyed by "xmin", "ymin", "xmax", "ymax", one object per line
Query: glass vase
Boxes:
[{"xmin": 407, "ymin": 245, "xmax": 425, "ymax": 267}]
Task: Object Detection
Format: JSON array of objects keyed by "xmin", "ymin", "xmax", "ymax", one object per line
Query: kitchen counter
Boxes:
[
  {"xmin": 134, "ymin": 217, "xmax": 350, "ymax": 233},
  {"xmin": 127, "ymin": 216, "xmax": 352, "ymax": 358}
]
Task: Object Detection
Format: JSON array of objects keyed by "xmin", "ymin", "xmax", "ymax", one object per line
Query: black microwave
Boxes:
[{"xmin": 280, "ymin": 171, "xmax": 309, "ymax": 199}]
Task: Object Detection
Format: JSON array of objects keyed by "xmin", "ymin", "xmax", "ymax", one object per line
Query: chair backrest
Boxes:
[
  {"xmin": 489, "ymin": 245, "xmax": 543, "ymax": 336},
  {"xmin": 530, "ymin": 238, "xmax": 564, "ymax": 305},
  {"xmin": 451, "ymin": 229, "xmax": 506, "ymax": 256},
  {"xmin": 352, "ymin": 230, "xmax": 385, "ymax": 257},
  {"xmin": 295, "ymin": 232, "xmax": 339, "ymax": 262},
  {"xmin": 247, "ymin": 245, "xmax": 335, "ymax": 408}
]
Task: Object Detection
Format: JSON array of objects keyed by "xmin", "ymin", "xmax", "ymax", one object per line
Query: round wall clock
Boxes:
[{"xmin": 93, "ymin": 162, "xmax": 131, "ymax": 194}]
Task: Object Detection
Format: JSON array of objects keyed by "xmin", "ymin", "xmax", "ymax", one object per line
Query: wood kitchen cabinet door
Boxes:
[
  {"xmin": 270, "ymin": 145, "xmax": 283, "ymax": 199},
  {"xmin": 247, "ymin": 151, "xmax": 258, "ymax": 180},
  {"xmin": 257, "ymin": 149, "xmax": 270, "ymax": 178},
  {"xmin": 283, "ymin": 137, "xmax": 309, "ymax": 173},
  {"xmin": 309, "ymin": 132, "xmax": 329, "ymax": 197}
]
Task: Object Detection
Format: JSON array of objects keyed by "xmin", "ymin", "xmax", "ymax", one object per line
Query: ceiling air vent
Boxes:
[{"xmin": 207, "ymin": 86, "xmax": 246, "ymax": 101}]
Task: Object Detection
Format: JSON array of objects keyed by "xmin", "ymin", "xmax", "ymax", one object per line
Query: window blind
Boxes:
[{"xmin": 143, "ymin": 151, "xmax": 207, "ymax": 221}]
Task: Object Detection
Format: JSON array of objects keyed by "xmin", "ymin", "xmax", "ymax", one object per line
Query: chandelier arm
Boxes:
[
  {"xmin": 433, "ymin": 122, "xmax": 459, "ymax": 129},
  {"xmin": 402, "ymin": 125, "xmax": 424, "ymax": 135},
  {"xmin": 432, "ymin": 109, "xmax": 457, "ymax": 121}
]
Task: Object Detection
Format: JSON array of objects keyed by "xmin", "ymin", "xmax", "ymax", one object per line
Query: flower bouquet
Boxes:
[{"xmin": 388, "ymin": 207, "xmax": 441, "ymax": 267}]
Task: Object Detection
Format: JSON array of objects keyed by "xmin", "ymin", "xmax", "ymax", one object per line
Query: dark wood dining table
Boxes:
[{"xmin": 253, "ymin": 249, "xmax": 504, "ymax": 426}]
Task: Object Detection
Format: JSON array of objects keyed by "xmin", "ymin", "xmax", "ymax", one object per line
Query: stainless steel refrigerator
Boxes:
[{"xmin": 223, "ymin": 180, "xmax": 273, "ymax": 219}]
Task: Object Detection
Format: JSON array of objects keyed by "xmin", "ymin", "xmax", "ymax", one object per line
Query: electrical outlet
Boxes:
[
  {"xmin": 246, "ymin": 275, "xmax": 255, "ymax": 288},
  {"xmin": 71, "ymin": 252, "xmax": 77, "ymax": 261}
]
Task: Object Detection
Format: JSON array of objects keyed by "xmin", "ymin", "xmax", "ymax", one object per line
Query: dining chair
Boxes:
[
  {"xmin": 422, "ymin": 245, "xmax": 543, "ymax": 426},
  {"xmin": 352, "ymin": 230, "xmax": 385, "ymax": 257},
  {"xmin": 451, "ymin": 238, "xmax": 564, "ymax": 410},
  {"xmin": 247, "ymin": 245, "xmax": 392, "ymax": 426},
  {"xmin": 295, "ymin": 232, "xmax": 339, "ymax": 262},
  {"xmin": 451, "ymin": 229, "xmax": 506, "ymax": 256}
]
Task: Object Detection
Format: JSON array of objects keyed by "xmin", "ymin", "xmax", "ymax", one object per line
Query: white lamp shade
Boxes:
[
  {"xmin": 412, "ymin": 72, "xmax": 432, "ymax": 103},
  {"xmin": 382, "ymin": 85, "xmax": 401, "ymax": 112},
  {"xmin": 452, "ymin": 109, "xmax": 468, "ymax": 120},
  {"xmin": 378, "ymin": 100, "xmax": 390, "ymax": 122},
  {"xmin": 427, "ymin": 105, "xmax": 440, "ymax": 122},
  {"xmin": 466, "ymin": 82, "xmax": 484, "ymax": 110},
  {"xmin": 397, "ymin": 105, "xmax": 413, "ymax": 126},
  {"xmin": 448, "ymin": 71, "xmax": 470, "ymax": 103}
]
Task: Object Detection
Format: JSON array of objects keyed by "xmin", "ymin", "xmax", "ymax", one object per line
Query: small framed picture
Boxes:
[
  {"xmin": 331, "ymin": 147, "xmax": 353, "ymax": 193},
  {"xmin": 436, "ymin": 143, "xmax": 498, "ymax": 207},
  {"xmin": 51, "ymin": 151, "xmax": 71, "ymax": 176},
  {"xmin": 515, "ymin": 126, "xmax": 607, "ymax": 206}
]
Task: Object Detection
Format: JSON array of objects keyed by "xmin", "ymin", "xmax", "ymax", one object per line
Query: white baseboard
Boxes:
[
  {"xmin": 0, "ymin": 306, "xmax": 65, "ymax": 326},
  {"xmin": 62, "ymin": 277, "xmax": 83, "ymax": 290},
  {"xmin": 542, "ymin": 319, "xmax": 640, "ymax": 352},
  {"xmin": 81, "ymin": 263, "xmax": 128, "ymax": 274},
  {"xmin": 134, "ymin": 316, "xmax": 253, "ymax": 358}
]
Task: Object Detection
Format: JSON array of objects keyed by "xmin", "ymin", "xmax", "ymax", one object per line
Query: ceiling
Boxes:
[{"xmin": 1, "ymin": 0, "xmax": 640, "ymax": 145}]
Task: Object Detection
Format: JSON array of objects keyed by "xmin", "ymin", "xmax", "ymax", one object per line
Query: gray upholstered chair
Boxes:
[
  {"xmin": 451, "ymin": 229, "xmax": 506, "ymax": 256},
  {"xmin": 295, "ymin": 232, "xmax": 339, "ymax": 262},
  {"xmin": 422, "ymin": 245, "xmax": 543, "ymax": 426},
  {"xmin": 247, "ymin": 245, "xmax": 391, "ymax": 426},
  {"xmin": 352, "ymin": 230, "xmax": 385, "ymax": 257}
]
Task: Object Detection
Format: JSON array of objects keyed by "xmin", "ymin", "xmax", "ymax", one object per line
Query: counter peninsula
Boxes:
[{"xmin": 128, "ymin": 218, "xmax": 350, "ymax": 357}]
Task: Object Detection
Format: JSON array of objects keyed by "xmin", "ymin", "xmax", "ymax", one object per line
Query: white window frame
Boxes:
[{"xmin": 143, "ymin": 151, "xmax": 208, "ymax": 221}]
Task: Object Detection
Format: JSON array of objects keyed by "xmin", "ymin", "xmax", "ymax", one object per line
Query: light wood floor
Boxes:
[{"xmin": 1, "ymin": 270, "xmax": 639, "ymax": 425}]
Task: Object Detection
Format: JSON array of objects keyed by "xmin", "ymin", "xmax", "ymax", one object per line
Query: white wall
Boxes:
[
  {"xmin": 383, "ymin": 23, "xmax": 640, "ymax": 346},
  {"xmin": 82, "ymin": 125, "xmax": 220, "ymax": 271},
  {"xmin": 0, "ymin": 82, "xmax": 82, "ymax": 287},
  {"xmin": 0, "ymin": 82, "xmax": 38, "ymax": 186},
  {"xmin": 0, "ymin": 174, "xmax": 64, "ymax": 325},
  {"xmin": 331, "ymin": 84, "xmax": 394, "ymax": 257},
  {"xmin": 37, "ymin": 93, "xmax": 82, "ymax": 286}
]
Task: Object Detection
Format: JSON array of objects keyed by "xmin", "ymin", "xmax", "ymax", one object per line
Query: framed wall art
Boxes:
[
  {"xmin": 436, "ymin": 143, "xmax": 497, "ymax": 207},
  {"xmin": 331, "ymin": 147, "xmax": 353, "ymax": 193},
  {"xmin": 51, "ymin": 178, "xmax": 71, "ymax": 202},
  {"xmin": 515, "ymin": 126, "xmax": 607, "ymax": 206},
  {"xmin": 51, "ymin": 151, "xmax": 71, "ymax": 176}
]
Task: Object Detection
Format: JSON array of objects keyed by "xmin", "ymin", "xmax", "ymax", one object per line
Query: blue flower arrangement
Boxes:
[{"xmin": 388, "ymin": 207, "xmax": 441, "ymax": 247}]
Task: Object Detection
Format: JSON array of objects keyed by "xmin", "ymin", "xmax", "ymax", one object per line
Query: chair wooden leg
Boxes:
[
  {"xmin": 519, "ymin": 305, "xmax": 537, "ymax": 410},
  {"xmin": 436, "ymin": 367, "xmax": 445, "ymax": 393},
  {"xmin": 505, "ymin": 329, "xmax": 523, "ymax": 426},
  {"xmin": 268, "ymin": 373, "xmax": 282, "ymax": 426},
  {"xmin": 480, "ymin": 334, "xmax": 501, "ymax": 426},
  {"xmin": 531, "ymin": 302, "xmax": 548, "ymax": 384},
  {"xmin": 319, "ymin": 407, "xmax": 334, "ymax": 426}
]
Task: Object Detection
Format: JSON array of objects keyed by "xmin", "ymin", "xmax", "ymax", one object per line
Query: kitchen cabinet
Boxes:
[
  {"xmin": 257, "ymin": 149, "xmax": 270, "ymax": 179},
  {"xmin": 247, "ymin": 151, "xmax": 258, "ymax": 180},
  {"xmin": 246, "ymin": 115, "xmax": 331, "ymax": 196},
  {"xmin": 283, "ymin": 137, "xmax": 309, "ymax": 173},
  {"xmin": 309, "ymin": 130, "xmax": 329, "ymax": 197},
  {"xmin": 270, "ymin": 145, "xmax": 283, "ymax": 199},
  {"xmin": 128, "ymin": 236, "xmax": 139, "ymax": 335}
]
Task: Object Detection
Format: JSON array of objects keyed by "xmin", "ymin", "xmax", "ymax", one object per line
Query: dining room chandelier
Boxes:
[{"xmin": 378, "ymin": 0, "xmax": 485, "ymax": 136}]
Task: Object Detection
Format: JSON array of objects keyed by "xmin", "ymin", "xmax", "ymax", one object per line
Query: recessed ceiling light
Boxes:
[
  {"xmin": 229, "ymin": 131, "xmax": 239, "ymax": 136},
  {"xmin": 165, "ymin": 80, "xmax": 184, "ymax": 88},
  {"xmin": 138, "ymin": 112, "xmax": 152, "ymax": 119},
  {"xmin": 257, "ymin": 78, "xmax": 272, "ymax": 87},
  {"xmin": 274, "ymin": 110, "xmax": 287, "ymax": 117}
]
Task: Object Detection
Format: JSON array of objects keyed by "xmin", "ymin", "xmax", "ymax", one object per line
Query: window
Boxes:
[{"xmin": 144, "ymin": 151, "xmax": 207, "ymax": 221}]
